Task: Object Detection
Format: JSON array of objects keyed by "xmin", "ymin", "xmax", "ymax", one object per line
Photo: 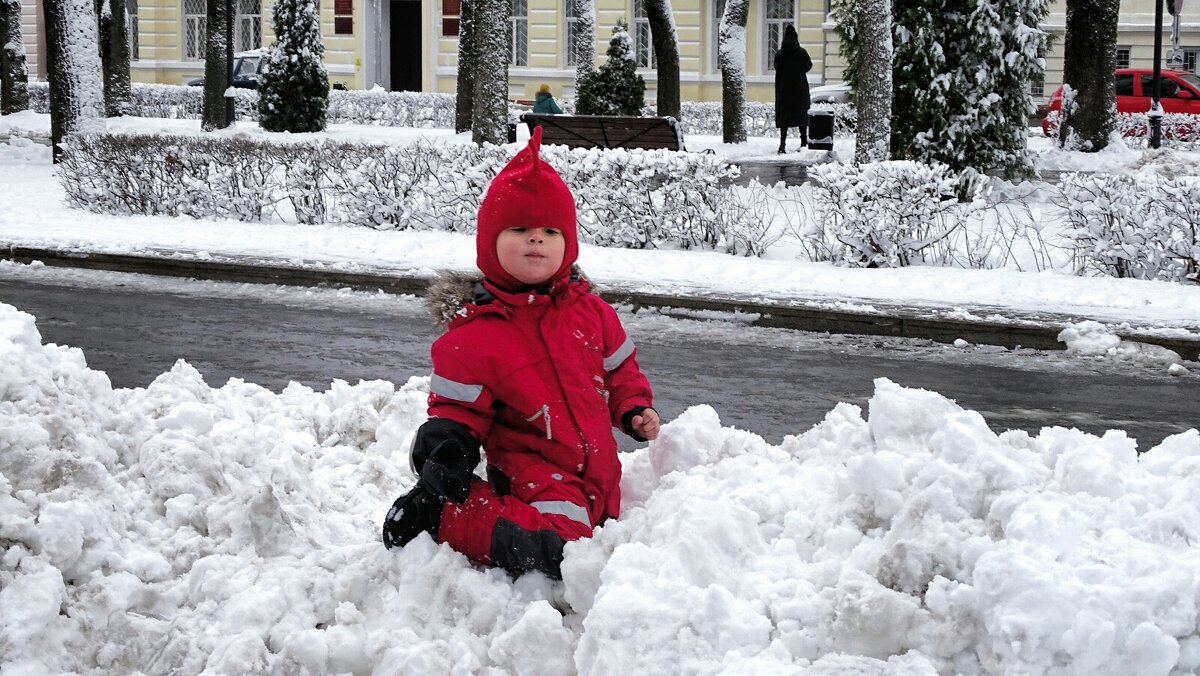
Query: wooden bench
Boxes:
[{"xmin": 520, "ymin": 113, "xmax": 686, "ymax": 152}]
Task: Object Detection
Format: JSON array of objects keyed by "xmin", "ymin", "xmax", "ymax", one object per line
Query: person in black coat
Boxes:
[{"xmin": 774, "ymin": 24, "xmax": 813, "ymax": 153}]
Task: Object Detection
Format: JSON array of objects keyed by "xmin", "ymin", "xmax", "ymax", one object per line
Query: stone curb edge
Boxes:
[{"xmin": 4, "ymin": 245, "xmax": 1198, "ymax": 362}]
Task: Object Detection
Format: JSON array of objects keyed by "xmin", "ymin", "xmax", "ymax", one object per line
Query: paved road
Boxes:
[{"xmin": 2, "ymin": 271, "xmax": 1195, "ymax": 450}]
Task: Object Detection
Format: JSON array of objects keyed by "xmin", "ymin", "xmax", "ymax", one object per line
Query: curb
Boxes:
[{"xmin": 4, "ymin": 245, "xmax": 1198, "ymax": 361}]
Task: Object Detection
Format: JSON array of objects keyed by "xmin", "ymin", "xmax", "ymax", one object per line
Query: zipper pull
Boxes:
[{"xmin": 525, "ymin": 404, "xmax": 552, "ymax": 439}]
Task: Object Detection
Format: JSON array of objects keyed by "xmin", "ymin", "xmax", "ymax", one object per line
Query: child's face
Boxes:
[{"xmin": 496, "ymin": 226, "xmax": 566, "ymax": 287}]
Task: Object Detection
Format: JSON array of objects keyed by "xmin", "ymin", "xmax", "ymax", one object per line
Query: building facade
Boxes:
[{"xmin": 12, "ymin": 0, "xmax": 1200, "ymax": 103}]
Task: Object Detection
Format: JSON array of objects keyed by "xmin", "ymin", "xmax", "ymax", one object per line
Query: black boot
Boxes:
[{"xmin": 382, "ymin": 483, "xmax": 444, "ymax": 549}]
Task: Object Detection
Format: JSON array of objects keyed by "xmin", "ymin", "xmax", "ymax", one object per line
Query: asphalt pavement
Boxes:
[{"xmin": 3, "ymin": 244, "xmax": 1198, "ymax": 361}]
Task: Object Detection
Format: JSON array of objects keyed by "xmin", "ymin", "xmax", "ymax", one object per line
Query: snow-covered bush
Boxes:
[
  {"xmin": 1056, "ymin": 171, "xmax": 1200, "ymax": 282},
  {"xmin": 57, "ymin": 132, "xmax": 747, "ymax": 252},
  {"xmin": 803, "ymin": 161, "xmax": 987, "ymax": 267},
  {"xmin": 1043, "ymin": 110, "xmax": 1200, "ymax": 150}
]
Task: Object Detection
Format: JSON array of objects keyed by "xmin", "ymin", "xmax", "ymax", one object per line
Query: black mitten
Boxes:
[{"xmin": 420, "ymin": 439, "xmax": 476, "ymax": 503}]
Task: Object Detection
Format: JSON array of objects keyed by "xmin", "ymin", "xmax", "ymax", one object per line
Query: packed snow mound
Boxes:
[{"xmin": 2, "ymin": 302, "xmax": 1199, "ymax": 675}]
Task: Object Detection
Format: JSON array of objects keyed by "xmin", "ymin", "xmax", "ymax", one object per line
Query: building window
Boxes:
[
  {"xmin": 633, "ymin": 0, "xmax": 655, "ymax": 68},
  {"xmin": 565, "ymin": 0, "xmax": 579, "ymax": 67},
  {"xmin": 1116, "ymin": 46, "xmax": 1131, "ymax": 70},
  {"xmin": 443, "ymin": 0, "xmax": 460, "ymax": 37},
  {"xmin": 709, "ymin": 0, "xmax": 725, "ymax": 74},
  {"xmin": 235, "ymin": 0, "xmax": 261, "ymax": 51},
  {"xmin": 1028, "ymin": 73, "xmax": 1044, "ymax": 98},
  {"xmin": 511, "ymin": 0, "xmax": 528, "ymax": 66},
  {"xmin": 1185, "ymin": 49, "xmax": 1198, "ymax": 74},
  {"xmin": 127, "ymin": 0, "xmax": 139, "ymax": 59},
  {"xmin": 334, "ymin": 0, "xmax": 353, "ymax": 35},
  {"xmin": 764, "ymin": 0, "xmax": 794, "ymax": 71},
  {"xmin": 183, "ymin": 0, "xmax": 206, "ymax": 60}
]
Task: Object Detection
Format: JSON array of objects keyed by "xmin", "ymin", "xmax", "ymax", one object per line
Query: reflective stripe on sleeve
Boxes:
[
  {"xmin": 530, "ymin": 500, "xmax": 591, "ymax": 528},
  {"xmin": 602, "ymin": 336, "xmax": 635, "ymax": 372},
  {"xmin": 430, "ymin": 373, "xmax": 483, "ymax": 403}
]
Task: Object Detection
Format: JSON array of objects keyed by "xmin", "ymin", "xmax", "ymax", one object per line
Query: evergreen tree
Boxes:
[
  {"xmin": 576, "ymin": 21, "xmax": 645, "ymax": 116},
  {"xmin": 258, "ymin": 0, "xmax": 328, "ymax": 133},
  {"xmin": 890, "ymin": 0, "xmax": 1048, "ymax": 177},
  {"xmin": 1, "ymin": 0, "xmax": 31, "ymax": 114}
]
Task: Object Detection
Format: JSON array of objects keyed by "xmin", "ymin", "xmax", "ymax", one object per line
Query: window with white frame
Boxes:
[
  {"xmin": 127, "ymin": 0, "xmax": 139, "ymax": 59},
  {"xmin": 709, "ymin": 0, "xmax": 725, "ymax": 74},
  {"xmin": 764, "ymin": 0, "xmax": 794, "ymax": 71},
  {"xmin": 236, "ymin": 0, "xmax": 262, "ymax": 52},
  {"xmin": 511, "ymin": 0, "xmax": 528, "ymax": 66},
  {"xmin": 183, "ymin": 0, "xmax": 206, "ymax": 60},
  {"xmin": 565, "ymin": 0, "xmax": 579, "ymax": 67},
  {"xmin": 1185, "ymin": 48, "xmax": 1198, "ymax": 74},
  {"xmin": 1116, "ymin": 46, "xmax": 1131, "ymax": 70},
  {"xmin": 633, "ymin": 0, "xmax": 655, "ymax": 69}
]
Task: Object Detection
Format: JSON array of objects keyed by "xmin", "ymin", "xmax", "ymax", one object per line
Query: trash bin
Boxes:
[
  {"xmin": 807, "ymin": 110, "xmax": 834, "ymax": 151},
  {"xmin": 507, "ymin": 123, "xmax": 518, "ymax": 144}
]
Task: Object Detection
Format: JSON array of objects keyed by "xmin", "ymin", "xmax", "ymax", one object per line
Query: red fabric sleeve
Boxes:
[
  {"xmin": 596, "ymin": 300, "xmax": 653, "ymax": 429},
  {"xmin": 427, "ymin": 331, "xmax": 495, "ymax": 442}
]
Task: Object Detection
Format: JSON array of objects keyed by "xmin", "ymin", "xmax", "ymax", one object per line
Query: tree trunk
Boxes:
[
  {"xmin": 43, "ymin": 0, "xmax": 105, "ymax": 163},
  {"xmin": 718, "ymin": 0, "xmax": 749, "ymax": 143},
  {"xmin": 455, "ymin": 0, "xmax": 476, "ymax": 133},
  {"xmin": 644, "ymin": 0, "xmax": 679, "ymax": 120},
  {"xmin": 98, "ymin": 0, "xmax": 131, "ymax": 116},
  {"xmin": 573, "ymin": 0, "xmax": 595, "ymax": 94},
  {"xmin": 1058, "ymin": 0, "xmax": 1120, "ymax": 150},
  {"xmin": 202, "ymin": 0, "xmax": 231, "ymax": 130},
  {"xmin": 1, "ymin": 0, "xmax": 30, "ymax": 114},
  {"xmin": 471, "ymin": 0, "xmax": 509, "ymax": 144},
  {"xmin": 853, "ymin": 0, "xmax": 892, "ymax": 163}
]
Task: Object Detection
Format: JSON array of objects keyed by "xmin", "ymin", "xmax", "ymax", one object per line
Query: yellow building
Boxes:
[{"xmin": 13, "ymin": 0, "xmax": 1200, "ymax": 103}]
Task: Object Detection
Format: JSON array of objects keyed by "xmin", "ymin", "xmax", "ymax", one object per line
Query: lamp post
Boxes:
[
  {"xmin": 225, "ymin": 0, "xmax": 235, "ymax": 126},
  {"xmin": 1150, "ymin": 0, "xmax": 1164, "ymax": 148}
]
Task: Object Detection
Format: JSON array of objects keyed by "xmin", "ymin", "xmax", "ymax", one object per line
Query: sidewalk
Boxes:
[{"xmin": 5, "ymin": 242, "xmax": 1199, "ymax": 361}]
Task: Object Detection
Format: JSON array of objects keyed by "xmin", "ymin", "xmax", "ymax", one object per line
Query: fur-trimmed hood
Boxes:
[{"xmin": 426, "ymin": 264, "xmax": 590, "ymax": 327}]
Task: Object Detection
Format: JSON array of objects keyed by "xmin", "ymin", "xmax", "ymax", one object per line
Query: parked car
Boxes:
[
  {"xmin": 809, "ymin": 82, "xmax": 853, "ymax": 104},
  {"xmin": 187, "ymin": 49, "xmax": 267, "ymax": 90},
  {"xmin": 1041, "ymin": 68, "xmax": 1200, "ymax": 136}
]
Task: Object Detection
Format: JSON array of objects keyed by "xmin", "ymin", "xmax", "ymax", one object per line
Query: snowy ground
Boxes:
[{"xmin": 3, "ymin": 112, "xmax": 1200, "ymax": 675}]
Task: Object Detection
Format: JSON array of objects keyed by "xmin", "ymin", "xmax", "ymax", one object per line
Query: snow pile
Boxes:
[
  {"xmin": 1058, "ymin": 320, "xmax": 1183, "ymax": 365},
  {"xmin": 2, "ymin": 302, "xmax": 1199, "ymax": 675}
]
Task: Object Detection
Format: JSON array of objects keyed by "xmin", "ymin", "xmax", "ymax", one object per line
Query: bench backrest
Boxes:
[{"xmin": 521, "ymin": 114, "xmax": 686, "ymax": 152}]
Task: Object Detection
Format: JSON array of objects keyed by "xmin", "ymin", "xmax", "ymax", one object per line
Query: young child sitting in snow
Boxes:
[{"xmin": 382, "ymin": 128, "xmax": 660, "ymax": 579}]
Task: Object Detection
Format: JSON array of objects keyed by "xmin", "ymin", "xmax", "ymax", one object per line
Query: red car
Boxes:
[{"xmin": 1041, "ymin": 68, "xmax": 1200, "ymax": 136}]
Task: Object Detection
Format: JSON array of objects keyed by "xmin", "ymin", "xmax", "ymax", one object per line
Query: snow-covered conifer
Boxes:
[
  {"xmin": 258, "ymin": 0, "xmax": 328, "ymax": 133},
  {"xmin": 576, "ymin": 20, "xmax": 645, "ymax": 116},
  {"xmin": 717, "ymin": 0, "xmax": 748, "ymax": 142},
  {"xmin": 891, "ymin": 0, "xmax": 1048, "ymax": 177},
  {"xmin": 1, "ymin": 0, "xmax": 31, "ymax": 114}
]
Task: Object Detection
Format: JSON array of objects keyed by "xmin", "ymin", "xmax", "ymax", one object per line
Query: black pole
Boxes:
[
  {"xmin": 1151, "ymin": 0, "xmax": 1164, "ymax": 148},
  {"xmin": 225, "ymin": 1, "xmax": 235, "ymax": 126}
]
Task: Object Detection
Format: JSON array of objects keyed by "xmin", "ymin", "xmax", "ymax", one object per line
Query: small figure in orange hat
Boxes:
[{"xmin": 382, "ymin": 128, "xmax": 659, "ymax": 579}]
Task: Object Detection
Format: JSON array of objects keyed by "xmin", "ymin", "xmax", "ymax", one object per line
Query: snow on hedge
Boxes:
[
  {"xmin": 25, "ymin": 82, "xmax": 857, "ymax": 138},
  {"xmin": 57, "ymin": 132, "xmax": 759, "ymax": 253},
  {"xmin": 2, "ymin": 302, "xmax": 1200, "ymax": 674}
]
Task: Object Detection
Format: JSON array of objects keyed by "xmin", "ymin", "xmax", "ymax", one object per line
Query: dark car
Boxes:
[
  {"xmin": 187, "ymin": 50, "xmax": 266, "ymax": 89},
  {"xmin": 1042, "ymin": 68, "xmax": 1200, "ymax": 136}
]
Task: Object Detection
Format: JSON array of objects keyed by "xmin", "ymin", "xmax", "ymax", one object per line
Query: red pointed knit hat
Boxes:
[{"xmin": 476, "ymin": 127, "xmax": 578, "ymax": 289}]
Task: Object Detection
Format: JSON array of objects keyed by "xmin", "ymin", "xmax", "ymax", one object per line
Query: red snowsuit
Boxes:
[{"xmin": 426, "ymin": 270, "xmax": 654, "ymax": 572}]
